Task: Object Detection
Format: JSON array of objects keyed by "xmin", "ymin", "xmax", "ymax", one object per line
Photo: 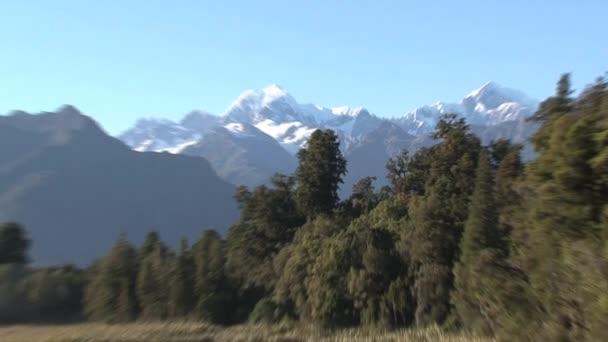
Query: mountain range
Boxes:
[
  {"xmin": 119, "ymin": 82, "xmax": 540, "ymax": 192},
  {"xmin": 0, "ymin": 106, "xmax": 238, "ymax": 265}
]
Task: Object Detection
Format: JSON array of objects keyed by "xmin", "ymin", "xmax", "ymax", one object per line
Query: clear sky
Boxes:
[{"xmin": 1, "ymin": 0, "xmax": 606, "ymax": 135}]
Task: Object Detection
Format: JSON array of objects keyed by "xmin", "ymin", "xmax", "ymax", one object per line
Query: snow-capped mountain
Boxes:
[
  {"xmin": 223, "ymin": 85, "xmax": 362, "ymax": 126},
  {"xmin": 221, "ymin": 85, "xmax": 374, "ymax": 153},
  {"xmin": 119, "ymin": 110, "xmax": 220, "ymax": 154},
  {"xmin": 180, "ymin": 110, "xmax": 222, "ymax": 135},
  {"xmin": 118, "ymin": 82, "xmax": 539, "ymax": 190},
  {"xmin": 396, "ymin": 82, "xmax": 539, "ymax": 134},
  {"xmin": 120, "ymin": 118, "xmax": 199, "ymax": 153},
  {"xmin": 119, "ymin": 84, "xmax": 379, "ymax": 156}
]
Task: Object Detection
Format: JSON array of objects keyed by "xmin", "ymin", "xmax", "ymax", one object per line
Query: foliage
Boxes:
[
  {"xmin": 0, "ymin": 222, "xmax": 30, "ymax": 264},
  {"xmin": 193, "ymin": 229, "xmax": 234, "ymax": 324},
  {"xmin": 295, "ymin": 129, "xmax": 347, "ymax": 218},
  {"xmin": 408, "ymin": 114, "xmax": 482, "ymax": 325},
  {"xmin": 137, "ymin": 239, "xmax": 170, "ymax": 320},
  {"xmin": 227, "ymin": 174, "xmax": 304, "ymax": 292},
  {"xmin": 167, "ymin": 239, "xmax": 195, "ymax": 318},
  {"xmin": 452, "ymin": 152, "xmax": 533, "ymax": 336},
  {"xmin": 84, "ymin": 235, "xmax": 138, "ymax": 323},
  {"xmin": 348, "ymin": 176, "xmax": 380, "ymax": 216},
  {"xmin": 0, "ymin": 264, "xmax": 84, "ymax": 323}
]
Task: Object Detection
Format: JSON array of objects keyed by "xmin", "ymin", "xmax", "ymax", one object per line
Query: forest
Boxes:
[{"xmin": 0, "ymin": 73, "xmax": 607, "ymax": 341}]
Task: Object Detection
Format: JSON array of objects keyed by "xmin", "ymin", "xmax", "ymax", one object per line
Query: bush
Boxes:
[{"xmin": 249, "ymin": 297, "xmax": 292, "ymax": 323}]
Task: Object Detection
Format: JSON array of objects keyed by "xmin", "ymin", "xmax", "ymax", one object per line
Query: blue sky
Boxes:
[{"xmin": 1, "ymin": 0, "xmax": 606, "ymax": 135}]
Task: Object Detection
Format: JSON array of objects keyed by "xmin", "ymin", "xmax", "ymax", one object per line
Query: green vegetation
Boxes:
[{"xmin": 0, "ymin": 73, "xmax": 607, "ymax": 341}]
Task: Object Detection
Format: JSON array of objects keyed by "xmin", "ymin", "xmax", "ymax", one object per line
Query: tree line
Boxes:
[{"xmin": 1, "ymin": 73, "xmax": 607, "ymax": 341}]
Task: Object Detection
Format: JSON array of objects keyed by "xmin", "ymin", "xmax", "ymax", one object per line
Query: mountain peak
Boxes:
[
  {"xmin": 56, "ymin": 104, "xmax": 83, "ymax": 116},
  {"xmin": 398, "ymin": 82, "xmax": 539, "ymax": 134},
  {"xmin": 226, "ymin": 85, "xmax": 293, "ymax": 111},
  {"xmin": 463, "ymin": 81, "xmax": 538, "ymax": 111},
  {"xmin": 223, "ymin": 85, "xmax": 300, "ymax": 124},
  {"xmin": 53, "ymin": 105, "xmax": 102, "ymax": 133},
  {"xmin": 262, "ymin": 84, "xmax": 288, "ymax": 97},
  {"xmin": 466, "ymin": 81, "xmax": 499, "ymax": 98}
]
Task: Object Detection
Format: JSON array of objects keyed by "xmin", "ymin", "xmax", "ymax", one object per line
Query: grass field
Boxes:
[{"xmin": 0, "ymin": 321, "xmax": 492, "ymax": 342}]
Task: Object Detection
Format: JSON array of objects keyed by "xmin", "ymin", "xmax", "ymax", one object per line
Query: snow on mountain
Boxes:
[
  {"xmin": 327, "ymin": 117, "xmax": 356, "ymax": 136},
  {"xmin": 223, "ymin": 85, "xmax": 301, "ymax": 124},
  {"xmin": 254, "ymin": 119, "xmax": 303, "ymax": 138},
  {"xmin": 119, "ymin": 118, "xmax": 200, "ymax": 152},
  {"xmin": 219, "ymin": 85, "xmax": 372, "ymax": 153},
  {"xmin": 224, "ymin": 85, "xmax": 366, "ymax": 126},
  {"xmin": 253, "ymin": 119, "xmax": 312, "ymax": 152},
  {"xmin": 163, "ymin": 139, "xmax": 200, "ymax": 154},
  {"xmin": 120, "ymin": 82, "xmax": 537, "ymax": 158},
  {"xmin": 119, "ymin": 84, "xmax": 386, "ymax": 157},
  {"xmin": 397, "ymin": 82, "xmax": 539, "ymax": 134},
  {"xmin": 464, "ymin": 82, "xmax": 538, "ymax": 110},
  {"xmin": 224, "ymin": 123, "xmax": 252, "ymax": 137},
  {"xmin": 133, "ymin": 139, "xmax": 154, "ymax": 152},
  {"xmin": 180, "ymin": 110, "xmax": 221, "ymax": 133},
  {"xmin": 279, "ymin": 126, "xmax": 318, "ymax": 154},
  {"xmin": 120, "ymin": 111, "xmax": 220, "ymax": 153},
  {"xmin": 222, "ymin": 122, "xmax": 278, "ymax": 140},
  {"xmin": 331, "ymin": 106, "xmax": 367, "ymax": 117}
]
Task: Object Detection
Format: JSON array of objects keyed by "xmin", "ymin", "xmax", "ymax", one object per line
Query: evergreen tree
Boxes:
[
  {"xmin": 495, "ymin": 143, "xmax": 524, "ymax": 209},
  {"xmin": 115, "ymin": 278, "xmax": 137, "ymax": 322},
  {"xmin": 452, "ymin": 152, "xmax": 503, "ymax": 333},
  {"xmin": 167, "ymin": 239, "xmax": 195, "ymax": 318},
  {"xmin": 307, "ymin": 236, "xmax": 356, "ymax": 328},
  {"xmin": 136, "ymin": 230, "xmax": 170, "ymax": 320},
  {"xmin": 349, "ymin": 176, "xmax": 379, "ymax": 216},
  {"xmin": 343, "ymin": 213, "xmax": 413, "ymax": 328},
  {"xmin": 0, "ymin": 222, "xmax": 30, "ymax": 264},
  {"xmin": 2, "ymin": 264, "xmax": 86, "ymax": 323},
  {"xmin": 84, "ymin": 235, "xmax": 138, "ymax": 323},
  {"xmin": 408, "ymin": 114, "xmax": 482, "ymax": 325},
  {"xmin": 193, "ymin": 230, "xmax": 233, "ymax": 324},
  {"xmin": 409, "ymin": 189, "xmax": 455, "ymax": 326},
  {"xmin": 458, "ymin": 152, "xmax": 502, "ymax": 259},
  {"xmin": 136, "ymin": 242, "xmax": 169, "ymax": 320},
  {"xmin": 305, "ymin": 199, "xmax": 416, "ymax": 329},
  {"xmin": 140, "ymin": 231, "xmax": 163, "ymax": 261},
  {"xmin": 386, "ymin": 148, "xmax": 432, "ymax": 199},
  {"xmin": 295, "ymin": 129, "xmax": 347, "ymax": 218},
  {"xmin": 529, "ymin": 73, "xmax": 574, "ymax": 154},
  {"xmin": 274, "ymin": 216, "xmax": 348, "ymax": 321},
  {"xmin": 520, "ymin": 75, "xmax": 608, "ymax": 340},
  {"xmin": 225, "ymin": 173, "xmax": 304, "ymax": 313},
  {"xmin": 494, "ymin": 143, "xmax": 525, "ymax": 257},
  {"xmin": 458, "ymin": 75, "xmax": 608, "ymax": 339},
  {"xmin": 83, "ymin": 261, "xmax": 114, "ymax": 321}
]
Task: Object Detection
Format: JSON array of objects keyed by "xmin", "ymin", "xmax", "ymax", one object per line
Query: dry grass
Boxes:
[{"xmin": 0, "ymin": 321, "xmax": 492, "ymax": 342}]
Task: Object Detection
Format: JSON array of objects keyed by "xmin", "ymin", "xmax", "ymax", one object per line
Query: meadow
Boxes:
[{"xmin": 0, "ymin": 322, "xmax": 491, "ymax": 342}]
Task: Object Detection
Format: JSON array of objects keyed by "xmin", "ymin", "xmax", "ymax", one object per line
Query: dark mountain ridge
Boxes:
[{"xmin": 0, "ymin": 106, "xmax": 238, "ymax": 265}]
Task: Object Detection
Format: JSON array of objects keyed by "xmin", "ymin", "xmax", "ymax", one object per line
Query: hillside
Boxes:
[{"xmin": 0, "ymin": 106, "xmax": 238, "ymax": 264}]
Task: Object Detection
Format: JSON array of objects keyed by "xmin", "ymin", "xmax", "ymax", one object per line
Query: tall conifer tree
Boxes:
[{"xmin": 295, "ymin": 129, "xmax": 347, "ymax": 218}]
